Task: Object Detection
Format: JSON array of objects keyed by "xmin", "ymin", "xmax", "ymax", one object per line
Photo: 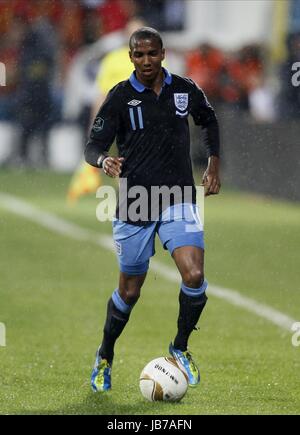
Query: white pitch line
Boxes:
[{"xmin": 0, "ymin": 192, "xmax": 296, "ymax": 332}]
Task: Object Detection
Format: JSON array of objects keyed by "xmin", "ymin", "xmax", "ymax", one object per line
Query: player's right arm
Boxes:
[{"xmin": 85, "ymin": 87, "xmax": 124, "ymax": 178}]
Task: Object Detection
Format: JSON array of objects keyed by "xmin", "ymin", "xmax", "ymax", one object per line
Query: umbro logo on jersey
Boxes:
[{"xmin": 128, "ymin": 99, "xmax": 142, "ymax": 106}]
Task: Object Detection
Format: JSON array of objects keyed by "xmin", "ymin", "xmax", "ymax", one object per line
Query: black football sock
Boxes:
[
  {"xmin": 174, "ymin": 289, "xmax": 208, "ymax": 352},
  {"xmin": 98, "ymin": 298, "xmax": 131, "ymax": 365}
]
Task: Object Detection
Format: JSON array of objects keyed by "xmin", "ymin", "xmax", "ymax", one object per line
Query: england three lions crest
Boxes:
[{"xmin": 174, "ymin": 93, "xmax": 189, "ymax": 116}]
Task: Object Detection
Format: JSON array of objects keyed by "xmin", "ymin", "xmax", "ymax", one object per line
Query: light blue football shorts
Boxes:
[{"xmin": 112, "ymin": 203, "xmax": 204, "ymax": 275}]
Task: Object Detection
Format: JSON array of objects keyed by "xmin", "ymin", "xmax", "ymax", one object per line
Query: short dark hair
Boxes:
[{"xmin": 129, "ymin": 27, "xmax": 163, "ymax": 50}]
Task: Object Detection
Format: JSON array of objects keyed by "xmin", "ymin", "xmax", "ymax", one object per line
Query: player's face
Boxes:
[{"xmin": 129, "ymin": 38, "xmax": 165, "ymax": 83}]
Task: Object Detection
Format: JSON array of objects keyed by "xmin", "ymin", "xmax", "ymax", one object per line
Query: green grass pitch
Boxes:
[{"xmin": 0, "ymin": 170, "xmax": 299, "ymax": 415}]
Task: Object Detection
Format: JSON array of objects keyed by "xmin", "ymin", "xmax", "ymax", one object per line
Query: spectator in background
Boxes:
[
  {"xmin": 15, "ymin": 12, "xmax": 57, "ymax": 166},
  {"xmin": 186, "ymin": 43, "xmax": 224, "ymax": 104},
  {"xmin": 186, "ymin": 44, "xmax": 224, "ymax": 166},
  {"xmin": 186, "ymin": 43, "xmax": 264, "ymax": 113},
  {"xmin": 220, "ymin": 45, "xmax": 264, "ymax": 111}
]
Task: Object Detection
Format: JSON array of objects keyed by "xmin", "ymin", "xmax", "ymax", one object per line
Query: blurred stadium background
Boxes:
[{"xmin": 0, "ymin": 0, "xmax": 299, "ymax": 415}]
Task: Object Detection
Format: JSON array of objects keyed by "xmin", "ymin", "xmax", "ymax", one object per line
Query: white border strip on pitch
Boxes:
[{"xmin": 0, "ymin": 192, "xmax": 296, "ymax": 332}]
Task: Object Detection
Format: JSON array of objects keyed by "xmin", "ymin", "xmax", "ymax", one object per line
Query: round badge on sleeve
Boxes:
[{"xmin": 93, "ymin": 116, "xmax": 105, "ymax": 133}]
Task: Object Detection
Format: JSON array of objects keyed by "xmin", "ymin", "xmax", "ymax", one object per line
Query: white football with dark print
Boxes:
[{"xmin": 139, "ymin": 357, "xmax": 188, "ymax": 402}]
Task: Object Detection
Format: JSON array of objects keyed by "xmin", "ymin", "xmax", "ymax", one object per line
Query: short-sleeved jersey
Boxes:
[{"xmin": 86, "ymin": 68, "xmax": 220, "ymax": 224}]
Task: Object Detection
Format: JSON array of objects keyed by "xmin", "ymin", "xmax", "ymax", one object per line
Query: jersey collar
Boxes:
[{"xmin": 129, "ymin": 68, "xmax": 172, "ymax": 93}]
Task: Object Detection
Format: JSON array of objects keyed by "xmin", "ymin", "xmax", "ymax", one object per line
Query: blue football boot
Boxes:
[
  {"xmin": 169, "ymin": 342, "xmax": 200, "ymax": 386},
  {"xmin": 91, "ymin": 350, "xmax": 112, "ymax": 392}
]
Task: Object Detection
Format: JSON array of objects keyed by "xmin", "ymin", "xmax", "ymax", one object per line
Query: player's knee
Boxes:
[
  {"xmin": 183, "ymin": 269, "xmax": 204, "ymax": 289},
  {"xmin": 119, "ymin": 286, "xmax": 141, "ymax": 306},
  {"xmin": 125, "ymin": 288, "xmax": 141, "ymax": 305}
]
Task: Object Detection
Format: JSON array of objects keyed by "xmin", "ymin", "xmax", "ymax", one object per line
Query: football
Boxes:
[{"xmin": 139, "ymin": 357, "xmax": 188, "ymax": 402}]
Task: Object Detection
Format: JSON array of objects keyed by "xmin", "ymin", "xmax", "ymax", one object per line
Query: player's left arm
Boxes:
[
  {"xmin": 190, "ymin": 82, "xmax": 221, "ymax": 196},
  {"xmin": 202, "ymin": 155, "xmax": 221, "ymax": 196}
]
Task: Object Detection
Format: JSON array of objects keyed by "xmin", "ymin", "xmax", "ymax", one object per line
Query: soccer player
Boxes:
[{"xmin": 85, "ymin": 27, "xmax": 221, "ymax": 392}]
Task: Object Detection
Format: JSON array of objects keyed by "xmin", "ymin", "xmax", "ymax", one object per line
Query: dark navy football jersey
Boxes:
[{"xmin": 85, "ymin": 68, "xmax": 220, "ymax": 224}]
